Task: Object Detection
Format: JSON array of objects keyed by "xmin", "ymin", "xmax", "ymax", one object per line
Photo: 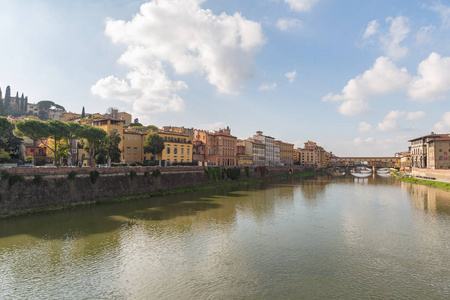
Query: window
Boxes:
[
  {"xmin": 164, "ymin": 136, "xmax": 168, "ymax": 141},
  {"xmin": 187, "ymin": 149, "xmax": 190, "ymax": 155},
  {"xmin": 167, "ymin": 148, "xmax": 171, "ymax": 154},
  {"xmin": 134, "ymin": 147, "xmax": 137, "ymax": 154},
  {"xmin": 134, "ymin": 136, "xmax": 137, "ymax": 141},
  {"xmin": 174, "ymin": 148, "xmax": 178, "ymax": 154},
  {"xmin": 439, "ymin": 156, "xmax": 443, "ymax": 160},
  {"xmin": 127, "ymin": 147, "xmax": 131, "ymax": 154},
  {"xmin": 30, "ymin": 148, "xmax": 34, "ymax": 152},
  {"xmin": 128, "ymin": 136, "xmax": 130, "ymax": 141},
  {"xmin": 183, "ymin": 138, "xmax": 186, "ymax": 143},
  {"xmin": 181, "ymin": 148, "xmax": 184, "ymax": 154}
]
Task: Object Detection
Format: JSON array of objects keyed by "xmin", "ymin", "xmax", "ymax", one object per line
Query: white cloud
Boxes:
[
  {"xmin": 434, "ymin": 112, "xmax": 450, "ymax": 132},
  {"xmin": 258, "ymin": 83, "xmax": 277, "ymax": 91},
  {"xmin": 91, "ymin": 62, "xmax": 187, "ymax": 113},
  {"xmin": 338, "ymin": 100, "xmax": 370, "ymax": 116},
  {"xmin": 381, "ymin": 16, "xmax": 410, "ymax": 60},
  {"xmin": 358, "ymin": 122, "xmax": 373, "ymax": 133},
  {"xmin": 284, "ymin": 0, "xmax": 318, "ymax": 12},
  {"xmin": 202, "ymin": 121, "xmax": 227, "ymax": 131},
  {"xmin": 323, "ymin": 56, "xmax": 410, "ymax": 115},
  {"xmin": 276, "ymin": 18, "xmax": 302, "ymax": 31},
  {"xmin": 406, "ymin": 111, "xmax": 426, "ymax": 121},
  {"xmin": 429, "ymin": 3, "xmax": 450, "ymax": 28},
  {"xmin": 92, "ymin": 0, "xmax": 265, "ymax": 114},
  {"xmin": 416, "ymin": 25, "xmax": 435, "ymax": 44},
  {"xmin": 363, "ymin": 20, "xmax": 379, "ymax": 39},
  {"xmin": 408, "ymin": 52, "xmax": 450, "ymax": 102},
  {"xmin": 285, "ymin": 70, "xmax": 297, "ymax": 83}
]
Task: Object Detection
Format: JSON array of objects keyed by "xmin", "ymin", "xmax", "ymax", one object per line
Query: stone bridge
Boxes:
[{"xmin": 329, "ymin": 157, "xmax": 399, "ymax": 169}]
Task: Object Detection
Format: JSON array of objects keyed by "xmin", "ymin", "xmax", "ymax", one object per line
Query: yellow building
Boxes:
[
  {"xmin": 122, "ymin": 129, "xmax": 146, "ymax": 164},
  {"xmin": 158, "ymin": 131, "xmax": 193, "ymax": 165},
  {"xmin": 275, "ymin": 140, "xmax": 294, "ymax": 165},
  {"xmin": 61, "ymin": 111, "xmax": 82, "ymax": 122},
  {"xmin": 238, "ymin": 154, "xmax": 253, "ymax": 166}
]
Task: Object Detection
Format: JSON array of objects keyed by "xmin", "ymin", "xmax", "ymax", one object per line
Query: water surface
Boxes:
[{"xmin": 1, "ymin": 176, "xmax": 450, "ymax": 299}]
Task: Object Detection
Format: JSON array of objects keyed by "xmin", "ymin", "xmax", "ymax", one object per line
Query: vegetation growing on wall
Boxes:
[
  {"xmin": 244, "ymin": 166, "xmax": 250, "ymax": 178},
  {"xmin": 33, "ymin": 175, "xmax": 42, "ymax": 186},
  {"xmin": 129, "ymin": 170, "xmax": 137, "ymax": 180},
  {"xmin": 152, "ymin": 169, "xmax": 161, "ymax": 177},
  {"xmin": 90, "ymin": 171, "xmax": 100, "ymax": 184},
  {"xmin": 68, "ymin": 171, "xmax": 77, "ymax": 180}
]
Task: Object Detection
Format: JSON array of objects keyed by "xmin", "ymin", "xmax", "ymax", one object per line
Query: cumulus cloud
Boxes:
[
  {"xmin": 285, "ymin": 70, "xmax": 297, "ymax": 83},
  {"xmin": 276, "ymin": 18, "xmax": 302, "ymax": 31},
  {"xmin": 92, "ymin": 0, "xmax": 265, "ymax": 114},
  {"xmin": 363, "ymin": 20, "xmax": 379, "ymax": 39},
  {"xmin": 381, "ymin": 16, "xmax": 410, "ymax": 60},
  {"xmin": 91, "ymin": 62, "xmax": 187, "ymax": 113},
  {"xmin": 323, "ymin": 56, "xmax": 410, "ymax": 115},
  {"xmin": 358, "ymin": 122, "xmax": 373, "ymax": 133},
  {"xmin": 258, "ymin": 83, "xmax": 277, "ymax": 91},
  {"xmin": 338, "ymin": 100, "xmax": 370, "ymax": 116},
  {"xmin": 408, "ymin": 52, "xmax": 450, "ymax": 102},
  {"xmin": 434, "ymin": 112, "xmax": 450, "ymax": 132},
  {"xmin": 406, "ymin": 111, "xmax": 426, "ymax": 121},
  {"xmin": 284, "ymin": 0, "xmax": 318, "ymax": 12}
]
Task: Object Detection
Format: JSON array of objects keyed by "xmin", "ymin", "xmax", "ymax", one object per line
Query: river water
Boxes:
[{"xmin": 1, "ymin": 175, "xmax": 450, "ymax": 299}]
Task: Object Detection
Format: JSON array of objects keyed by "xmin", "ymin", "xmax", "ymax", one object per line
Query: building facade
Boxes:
[
  {"xmin": 409, "ymin": 133, "xmax": 448, "ymax": 168},
  {"xmin": 253, "ymin": 131, "xmax": 275, "ymax": 165},
  {"xmin": 427, "ymin": 136, "xmax": 450, "ymax": 169},
  {"xmin": 275, "ymin": 140, "xmax": 294, "ymax": 165},
  {"xmin": 159, "ymin": 131, "xmax": 193, "ymax": 165},
  {"xmin": 194, "ymin": 127, "xmax": 237, "ymax": 166},
  {"xmin": 245, "ymin": 139, "xmax": 265, "ymax": 166}
]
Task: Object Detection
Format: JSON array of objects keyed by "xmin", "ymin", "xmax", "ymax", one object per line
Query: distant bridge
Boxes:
[{"xmin": 329, "ymin": 157, "xmax": 399, "ymax": 168}]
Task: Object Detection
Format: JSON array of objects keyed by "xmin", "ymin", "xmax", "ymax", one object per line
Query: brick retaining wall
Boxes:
[
  {"xmin": 411, "ymin": 168, "xmax": 450, "ymax": 183},
  {"xmin": 0, "ymin": 166, "xmax": 303, "ymax": 216}
]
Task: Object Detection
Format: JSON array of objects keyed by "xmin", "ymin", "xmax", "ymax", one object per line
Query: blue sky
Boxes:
[{"xmin": 1, "ymin": 0, "xmax": 450, "ymax": 156}]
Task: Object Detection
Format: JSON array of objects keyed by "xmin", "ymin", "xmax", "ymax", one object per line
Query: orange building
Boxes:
[{"xmin": 194, "ymin": 127, "xmax": 237, "ymax": 166}]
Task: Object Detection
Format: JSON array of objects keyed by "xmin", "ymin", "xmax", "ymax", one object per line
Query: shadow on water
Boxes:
[{"xmin": 0, "ymin": 181, "xmax": 268, "ymax": 241}]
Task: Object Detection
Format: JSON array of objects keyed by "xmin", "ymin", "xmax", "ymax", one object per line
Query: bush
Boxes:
[
  {"xmin": 90, "ymin": 171, "xmax": 100, "ymax": 184},
  {"xmin": 226, "ymin": 167, "xmax": 241, "ymax": 181},
  {"xmin": 1, "ymin": 170, "xmax": 9, "ymax": 180},
  {"xmin": 68, "ymin": 171, "xmax": 77, "ymax": 180},
  {"xmin": 33, "ymin": 175, "xmax": 43, "ymax": 186},
  {"xmin": 130, "ymin": 170, "xmax": 137, "ymax": 180},
  {"xmin": 244, "ymin": 166, "xmax": 250, "ymax": 178},
  {"xmin": 25, "ymin": 156, "xmax": 33, "ymax": 163},
  {"xmin": 9, "ymin": 175, "xmax": 24, "ymax": 187},
  {"xmin": 0, "ymin": 152, "xmax": 11, "ymax": 163},
  {"xmin": 152, "ymin": 169, "xmax": 161, "ymax": 177}
]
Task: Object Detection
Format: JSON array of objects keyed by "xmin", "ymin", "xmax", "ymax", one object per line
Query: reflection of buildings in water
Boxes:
[
  {"xmin": 353, "ymin": 178, "xmax": 369, "ymax": 185},
  {"xmin": 238, "ymin": 184, "xmax": 295, "ymax": 222},
  {"xmin": 402, "ymin": 182, "xmax": 450, "ymax": 215},
  {"xmin": 297, "ymin": 177, "xmax": 331, "ymax": 203}
]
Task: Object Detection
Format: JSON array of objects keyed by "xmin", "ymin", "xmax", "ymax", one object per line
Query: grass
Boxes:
[{"xmin": 391, "ymin": 170, "xmax": 450, "ymax": 191}]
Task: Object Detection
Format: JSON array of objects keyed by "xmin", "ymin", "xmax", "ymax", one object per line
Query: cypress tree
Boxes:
[
  {"xmin": 0, "ymin": 99, "xmax": 5, "ymax": 116},
  {"xmin": 15, "ymin": 92, "xmax": 19, "ymax": 108},
  {"xmin": 24, "ymin": 96, "xmax": 28, "ymax": 113},
  {"xmin": 4, "ymin": 86, "xmax": 11, "ymax": 112},
  {"xmin": 20, "ymin": 93, "xmax": 25, "ymax": 112},
  {"xmin": 0, "ymin": 88, "xmax": 2, "ymax": 102},
  {"xmin": 81, "ymin": 106, "xmax": 85, "ymax": 118}
]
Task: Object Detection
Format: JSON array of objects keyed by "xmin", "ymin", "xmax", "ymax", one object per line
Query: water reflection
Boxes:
[
  {"xmin": 402, "ymin": 181, "xmax": 450, "ymax": 215},
  {"xmin": 1, "ymin": 177, "xmax": 450, "ymax": 299}
]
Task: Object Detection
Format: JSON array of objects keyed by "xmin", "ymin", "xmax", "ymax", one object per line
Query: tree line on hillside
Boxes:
[
  {"xmin": 0, "ymin": 117, "xmax": 166, "ymax": 167},
  {"xmin": 0, "ymin": 85, "xmax": 66, "ymax": 120}
]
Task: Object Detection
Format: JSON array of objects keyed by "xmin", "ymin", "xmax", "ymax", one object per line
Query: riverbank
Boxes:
[
  {"xmin": 0, "ymin": 166, "xmax": 315, "ymax": 218},
  {"xmin": 391, "ymin": 170, "xmax": 450, "ymax": 191}
]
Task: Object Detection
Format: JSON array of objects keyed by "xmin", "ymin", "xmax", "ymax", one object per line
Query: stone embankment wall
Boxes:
[
  {"xmin": 411, "ymin": 168, "xmax": 450, "ymax": 183},
  {"xmin": 0, "ymin": 166, "xmax": 302, "ymax": 216}
]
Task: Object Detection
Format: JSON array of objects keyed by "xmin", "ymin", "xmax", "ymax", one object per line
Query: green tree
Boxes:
[
  {"xmin": 40, "ymin": 120, "xmax": 70, "ymax": 165},
  {"xmin": 67, "ymin": 122, "xmax": 83, "ymax": 166},
  {"xmin": 0, "ymin": 117, "xmax": 11, "ymax": 136},
  {"xmin": 20, "ymin": 93, "xmax": 25, "ymax": 112},
  {"xmin": 4, "ymin": 86, "xmax": 11, "ymax": 113},
  {"xmin": 81, "ymin": 106, "xmax": 85, "ymax": 118},
  {"xmin": 0, "ymin": 123, "xmax": 22, "ymax": 154},
  {"xmin": 144, "ymin": 132, "xmax": 165, "ymax": 165},
  {"xmin": 13, "ymin": 120, "xmax": 49, "ymax": 165},
  {"xmin": 0, "ymin": 100, "xmax": 5, "ymax": 117},
  {"xmin": 79, "ymin": 125, "xmax": 107, "ymax": 166},
  {"xmin": 130, "ymin": 124, "xmax": 159, "ymax": 132},
  {"xmin": 95, "ymin": 131, "xmax": 121, "ymax": 165},
  {"xmin": 44, "ymin": 138, "xmax": 69, "ymax": 163}
]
